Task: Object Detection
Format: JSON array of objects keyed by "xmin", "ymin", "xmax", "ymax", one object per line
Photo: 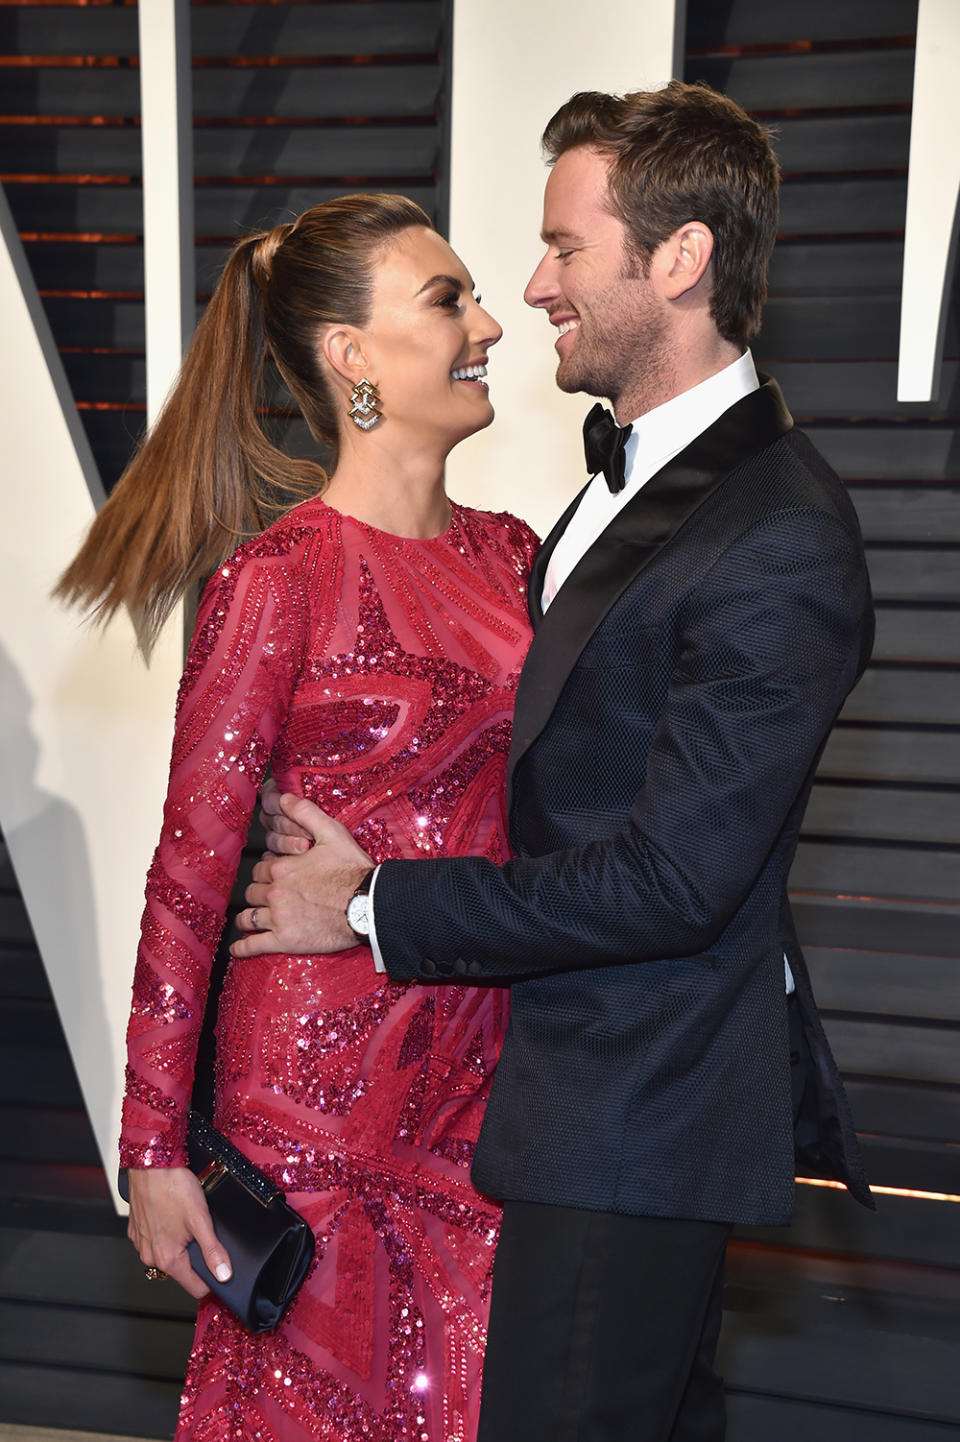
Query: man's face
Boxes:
[{"xmin": 524, "ymin": 145, "xmax": 668, "ymax": 412}]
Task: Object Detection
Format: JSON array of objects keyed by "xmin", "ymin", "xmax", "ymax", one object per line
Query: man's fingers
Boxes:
[
  {"xmin": 235, "ymin": 905, "xmax": 264, "ymax": 934},
  {"xmin": 230, "ymin": 927, "xmax": 280, "ymax": 959},
  {"xmin": 258, "ymin": 804, "xmax": 312, "ymax": 841},
  {"xmin": 277, "ymin": 792, "xmax": 343, "ymax": 844},
  {"xmin": 278, "ymin": 794, "xmax": 374, "ymax": 866},
  {"xmin": 250, "ymin": 858, "xmax": 280, "ymax": 886},
  {"xmin": 245, "ymin": 877, "xmax": 272, "ymax": 905},
  {"xmin": 265, "ymin": 831, "xmax": 312, "ymax": 856}
]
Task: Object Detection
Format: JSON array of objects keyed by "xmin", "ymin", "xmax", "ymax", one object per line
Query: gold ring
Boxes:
[{"xmin": 144, "ymin": 1266, "xmax": 169, "ymax": 1281}]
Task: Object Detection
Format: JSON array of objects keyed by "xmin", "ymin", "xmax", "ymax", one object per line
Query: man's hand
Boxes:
[
  {"xmin": 232, "ymin": 793, "xmax": 373, "ymax": 958},
  {"xmin": 260, "ymin": 778, "xmax": 313, "ymax": 855}
]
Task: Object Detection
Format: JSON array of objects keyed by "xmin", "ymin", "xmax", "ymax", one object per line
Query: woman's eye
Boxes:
[{"xmin": 437, "ymin": 292, "xmax": 463, "ymax": 310}]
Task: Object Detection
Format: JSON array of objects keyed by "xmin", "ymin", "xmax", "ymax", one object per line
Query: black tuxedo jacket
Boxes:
[{"xmin": 377, "ymin": 378, "xmax": 875, "ymax": 1226}]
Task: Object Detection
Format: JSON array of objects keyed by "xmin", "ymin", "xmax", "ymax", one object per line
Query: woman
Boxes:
[{"xmin": 57, "ymin": 194, "xmax": 538, "ymax": 1440}]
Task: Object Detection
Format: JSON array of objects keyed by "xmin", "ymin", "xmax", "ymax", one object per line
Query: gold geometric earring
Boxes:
[{"xmin": 348, "ymin": 377, "xmax": 383, "ymax": 431}]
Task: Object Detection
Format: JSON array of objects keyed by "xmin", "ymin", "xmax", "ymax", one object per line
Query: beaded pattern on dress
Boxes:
[{"xmin": 119, "ymin": 498, "xmax": 539, "ymax": 1441}]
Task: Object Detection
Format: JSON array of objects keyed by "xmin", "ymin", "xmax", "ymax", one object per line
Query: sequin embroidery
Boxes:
[{"xmin": 119, "ymin": 498, "xmax": 538, "ymax": 1440}]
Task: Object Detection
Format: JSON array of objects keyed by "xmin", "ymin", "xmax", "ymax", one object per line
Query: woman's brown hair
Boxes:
[
  {"xmin": 55, "ymin": 192, "xmax": 431, "ymax": 652},
  {"xmin": 542, "ymin": 81, "xmax": 780, "ymax": 350}
]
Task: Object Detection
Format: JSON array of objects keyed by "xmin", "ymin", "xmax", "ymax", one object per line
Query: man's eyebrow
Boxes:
[
  {"xmin": 416, "ymin": 273, "xmax": 472, "ymax": 295},
  {"xmin": 541, "ymin": 227, "xmax": 583, "ymax": 246}
]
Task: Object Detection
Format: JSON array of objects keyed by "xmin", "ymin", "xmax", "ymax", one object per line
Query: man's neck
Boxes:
[{"xmin": 612, "ymin": 333, "xmax": 742, "ymax": 427}]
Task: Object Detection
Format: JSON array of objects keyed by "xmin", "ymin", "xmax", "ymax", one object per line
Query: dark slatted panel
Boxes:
[
  {"xmin": 687, "ymin": 2, "xmax": 960, "ymax": 1436},
  {"xmin": 0, "ymin": 2, "xmax": 450, "ymax": 1433},
  {"xmin": 0, "ymin": 0, "xmax": 449, "ymax": 485},
  {"xmin": 0, "ymin": 829, "xmax": 194, "ymax": 1438}
]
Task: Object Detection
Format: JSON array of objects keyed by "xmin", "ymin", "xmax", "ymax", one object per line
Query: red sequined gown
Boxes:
[{"xmin": 119, "ymin": 496, "xmax": 538, "ymax": 1441}]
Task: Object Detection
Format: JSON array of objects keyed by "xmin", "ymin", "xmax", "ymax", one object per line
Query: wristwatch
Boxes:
[{"xmin": 346, "ymin": 869, "xmax": 376, "ymax": 943}]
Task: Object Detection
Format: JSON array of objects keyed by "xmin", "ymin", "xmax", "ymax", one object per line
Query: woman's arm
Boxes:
[{"xmin": 121, "ymin": 539, "xmax": 310, "ymax": 1290}]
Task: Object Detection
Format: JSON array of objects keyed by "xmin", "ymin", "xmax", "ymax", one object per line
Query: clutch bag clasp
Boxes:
[{"xmin": 197, "ymin": 1158, "xmax": 229, "ymax": 1193}]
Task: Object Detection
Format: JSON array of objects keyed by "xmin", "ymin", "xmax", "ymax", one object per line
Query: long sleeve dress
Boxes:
[{"xmin": 118, "ymin": 495, "xmax": 539, "ymax": 1442}]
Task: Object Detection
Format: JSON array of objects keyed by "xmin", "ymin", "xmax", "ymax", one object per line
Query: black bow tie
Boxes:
[{"xmin": 583, "ymin": 403, "xmax": 633, "ymax": 494}]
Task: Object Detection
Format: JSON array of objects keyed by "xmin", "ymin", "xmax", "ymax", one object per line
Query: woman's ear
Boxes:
[{"xmin": 321, "ymin": 326, "xmax": 370, "ymax": 386}]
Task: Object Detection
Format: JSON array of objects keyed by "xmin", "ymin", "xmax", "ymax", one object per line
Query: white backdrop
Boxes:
[
  {"xmin": 444, "ymin": 1, "xmax": 683, "ymax": 537},
  {"xmin": 0, "ymin": 186, "xmax": 183, "ymax": 1187}
]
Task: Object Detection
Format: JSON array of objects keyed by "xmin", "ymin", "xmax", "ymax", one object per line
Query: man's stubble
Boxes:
[{"xmin": 554, "ymin": 262, "xmax": 672, "ymax": 421}]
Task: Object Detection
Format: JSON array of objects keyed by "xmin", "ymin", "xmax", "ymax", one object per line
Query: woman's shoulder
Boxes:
[
  {"xmin": 453, "ymin": 502, "xmax": 541, "ymax": 564},
  {"xmin": 195, "ymin": 494, "xmax": 336, "ymax": 617},
  {"xmin": 453, "ymin": 506, "xmax": 541, "ymax": 573},
  {"xmin": 220, "ymin": 493, "xmax": 335, "ymax": 572}
]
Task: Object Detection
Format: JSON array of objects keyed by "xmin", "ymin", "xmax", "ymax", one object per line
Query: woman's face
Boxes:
[{"xmin": 357, "ymin": 226, "xmax": 502, "ymax": 448}]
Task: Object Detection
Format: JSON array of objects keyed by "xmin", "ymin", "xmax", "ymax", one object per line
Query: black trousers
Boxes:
[{"xmin": 477, "ymin": 1201, "xmax": 732, "ymax": 1442}]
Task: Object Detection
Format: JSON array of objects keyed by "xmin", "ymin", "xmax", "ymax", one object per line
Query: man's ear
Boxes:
[
  {"xmin": 660, "ymin": 222, "xmax": 715, "ymax": 300},
  {"xmin": 321, "ymin": 326, "xmax": 370, "ymax": 386}
]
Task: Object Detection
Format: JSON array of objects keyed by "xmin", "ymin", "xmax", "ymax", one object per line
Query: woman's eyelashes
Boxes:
[{"xmin": 434, "ymin": 290, "xmax": 481, "ymax": 312}]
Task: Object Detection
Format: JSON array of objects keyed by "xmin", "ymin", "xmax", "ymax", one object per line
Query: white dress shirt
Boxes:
[
  {"xmin": 542, "ymin": 350, "xmax": 759, "ymax": 611},
  {"xmin": 370, "ymin": 349, "xmax": 794, "ymax": 991}
]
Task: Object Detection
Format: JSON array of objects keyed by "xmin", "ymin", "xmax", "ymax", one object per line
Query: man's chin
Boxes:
[
  {"xmin": 555, "ymin": 356, "xmax": 609, "ymax": 399},
  {"xmin": 555, "ymin": 355, "xmax": 586, "ymax": 395}
]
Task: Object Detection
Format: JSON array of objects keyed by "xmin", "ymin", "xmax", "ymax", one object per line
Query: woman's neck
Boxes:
[{"xmin": 322, "ymin": 428, "xmax": 451, "ymax": 539}]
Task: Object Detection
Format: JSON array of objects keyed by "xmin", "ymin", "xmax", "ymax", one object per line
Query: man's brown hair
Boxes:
[{"xmin": 542, "ymin": 81, "xmax": 780, "ymax": 349}]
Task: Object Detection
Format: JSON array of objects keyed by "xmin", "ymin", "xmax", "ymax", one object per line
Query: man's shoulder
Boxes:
[{"xmin": 723, "ymin": 415, "xmax": 856, "ymax": 532}]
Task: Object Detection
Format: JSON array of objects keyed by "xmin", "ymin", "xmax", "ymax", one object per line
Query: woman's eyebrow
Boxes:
[{"xmin": 415, "ymin": 273, "xmax": 473, "ymax": 295}]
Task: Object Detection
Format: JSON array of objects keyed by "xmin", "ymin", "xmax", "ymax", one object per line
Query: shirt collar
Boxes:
[{"xmin": 620, "ymin": 350, "xmax": 759, "ymax": 487}]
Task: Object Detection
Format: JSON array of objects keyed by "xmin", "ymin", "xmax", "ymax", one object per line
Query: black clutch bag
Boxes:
[{"xmin": 121, "ymin": 1111, "xmax": 315, "ymax": 1334}]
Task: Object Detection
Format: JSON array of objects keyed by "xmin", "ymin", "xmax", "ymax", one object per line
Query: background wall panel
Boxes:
[
  {"xmin": 687, "ymin": 1, "xmax": 960, "ymax": 1433},
  {"xmin": 0, "ymin": 2, "xmax": 452, "ymax": 1433},
  {"xmin": 1, "ymin": 0, "xmax": 958, "ymax": 1437}
]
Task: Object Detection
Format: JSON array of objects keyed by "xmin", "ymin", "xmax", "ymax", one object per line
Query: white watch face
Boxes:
[{"xmin": 347, "ymin": 893, "xmax": 371, "ymax": 936}]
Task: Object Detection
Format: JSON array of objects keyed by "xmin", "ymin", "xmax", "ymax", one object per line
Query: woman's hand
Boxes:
[{"xmin": 126, "ymin": 1166, "xmax": 232, "ymax": 1300}]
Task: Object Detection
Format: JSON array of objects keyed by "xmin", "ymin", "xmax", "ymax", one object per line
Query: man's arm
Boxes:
[{"xmin": 235, "ymin": 508, "xmax": 870, "ymax": 978}]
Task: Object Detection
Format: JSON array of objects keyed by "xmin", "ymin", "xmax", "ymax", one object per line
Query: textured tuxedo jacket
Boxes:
[{"xmin": 377, "ymin": 377, "xmax": 875, "ymax": 1226}]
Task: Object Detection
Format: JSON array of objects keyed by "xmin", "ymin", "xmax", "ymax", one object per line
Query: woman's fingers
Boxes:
[
  {"xmin": 187, "ymin": 1192, "xmax": 233, "ymax": 1286},
  {"xmin": 126, "ymin": 1167, "xmax": 231, "ymax": 1302}
]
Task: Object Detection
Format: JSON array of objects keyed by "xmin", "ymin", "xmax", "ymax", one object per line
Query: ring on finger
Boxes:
[
  {"xmin": 144, "ymin": 1266, "xmax": 169, "ymax": 1281},
  {"xmin": 251, "ymin": 907, "xmax": 260, "ymax": 930}
]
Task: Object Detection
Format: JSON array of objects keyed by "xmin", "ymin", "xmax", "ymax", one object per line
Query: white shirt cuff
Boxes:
[{"xmin": 367, "ymin": 864, "xmax": 386, "ymax": 973}]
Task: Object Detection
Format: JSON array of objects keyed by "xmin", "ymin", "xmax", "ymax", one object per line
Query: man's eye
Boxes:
[{"xmin": 556, "ymin": 250, "xmax": 573, "ymax": 262}]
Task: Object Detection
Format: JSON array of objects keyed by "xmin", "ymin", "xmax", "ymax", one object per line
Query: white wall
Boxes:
[
  {"xmin": 897, "ymin": 0, "xmax": 960, "ymax": 402},
  {"xmin": 0, "ymin": 0, "xmax": 191, "ymax": 1194},
  {"xmin": 444, "ymin": 0, "xmax": 685, "ymax": 537},
  {"xmin": 0, "ymin": 187, "xmax": 183, "ymax": 1185}
]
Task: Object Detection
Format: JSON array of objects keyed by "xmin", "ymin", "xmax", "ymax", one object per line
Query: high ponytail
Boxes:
[{"xmin": 55, "ymin": 192, "xmax": 432, "ymax": 653}]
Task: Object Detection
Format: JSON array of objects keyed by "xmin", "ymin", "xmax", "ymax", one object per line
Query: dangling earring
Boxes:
[{"xmin": 348, "ymin": 378, "xmax": 383, "ymax": 431}]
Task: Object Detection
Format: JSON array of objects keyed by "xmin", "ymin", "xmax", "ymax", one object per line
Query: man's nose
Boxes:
[{"xmin": 524, "ymin": 254, "xmax": 556, "ymax": 309}]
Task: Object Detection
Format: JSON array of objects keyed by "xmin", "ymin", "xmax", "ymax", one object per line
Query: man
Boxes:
[{"xmin": 233, "ymin": 81, "xmax": 874, "ymax": 1440}]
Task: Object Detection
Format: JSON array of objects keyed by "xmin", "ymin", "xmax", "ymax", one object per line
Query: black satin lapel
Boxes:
[
  {"xmin": 527, "ymin": 478, "xmax": 592, "ymax": 628},
  {"xmin": 507, "ymin": 378, "xmax": 793, "ymax": 789}
]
